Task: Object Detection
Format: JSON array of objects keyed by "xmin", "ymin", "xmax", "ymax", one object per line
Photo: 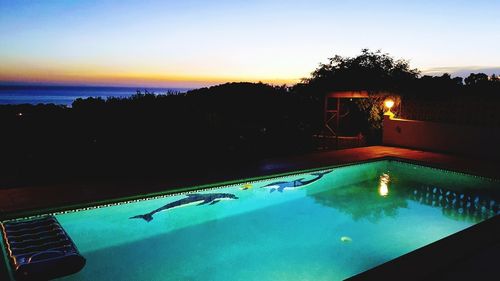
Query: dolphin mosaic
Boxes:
[
  {"xmin": 129, "ymin": 193, "xmax": 239, "ymax": 222},
  {"xmin": 262, "ymin": 170, "xmax": 333, "ymax": 193}
]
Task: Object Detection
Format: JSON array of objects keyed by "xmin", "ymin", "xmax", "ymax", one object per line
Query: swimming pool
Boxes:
[{"xmin": 2, "ymin": 160, "xmax": 499, "ymax": 280}]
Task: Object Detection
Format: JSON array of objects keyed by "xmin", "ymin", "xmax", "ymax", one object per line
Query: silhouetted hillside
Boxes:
[{"xmin": 0, "ymin": 83, "xmax": 320, "ymax": 187}]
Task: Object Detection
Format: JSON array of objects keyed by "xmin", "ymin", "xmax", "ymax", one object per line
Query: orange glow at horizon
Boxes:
[
  {"xmin": 0, "ymin": 67, "xmax": 301, "ymax": 88},
  {"xmin": 1, "ymin": 1, "xmax": 499, "ymax": 89}
]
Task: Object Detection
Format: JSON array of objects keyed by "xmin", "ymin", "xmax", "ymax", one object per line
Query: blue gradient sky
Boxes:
[{"xmin": 1, "ymin": 0, "xmax": 499, "ymax": 87}]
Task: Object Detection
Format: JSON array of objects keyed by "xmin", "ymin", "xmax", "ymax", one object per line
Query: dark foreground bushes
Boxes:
[{"xmin": 0, "ymin": 83, "xmax": 321, "ymax": 187}]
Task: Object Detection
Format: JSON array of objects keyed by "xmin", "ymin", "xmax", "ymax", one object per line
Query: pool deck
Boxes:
[{"xmin": 1, "ymin": 145, "xmax": 499, "ymax": 217}]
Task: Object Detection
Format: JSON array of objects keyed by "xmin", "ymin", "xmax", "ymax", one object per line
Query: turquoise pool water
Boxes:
[{"xmin": 4, "ymin": 160, "xmax": 500, "ymax": 280}]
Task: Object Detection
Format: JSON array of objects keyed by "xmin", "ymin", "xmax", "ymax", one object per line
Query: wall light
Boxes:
[
  {"xmin": 383, "ymin": 98, "xmax": 395, "ymax": 117},
  {"xmin": 384, "ymin": 99, "xmax": 394, "ymax": 109}
]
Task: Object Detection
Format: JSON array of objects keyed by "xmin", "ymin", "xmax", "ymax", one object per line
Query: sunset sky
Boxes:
[{"xmin": 1, "ymin": 0, "xmax": 499, "ymax": 88}]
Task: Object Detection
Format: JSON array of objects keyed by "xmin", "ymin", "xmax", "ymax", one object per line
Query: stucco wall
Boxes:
[
  {"xmin": 382, "ymin": 115, "xmax": 500, "ymax": 160},
  {"xmin": 400, "ymin": 96, "xmax": 500, "ymax": 128}
]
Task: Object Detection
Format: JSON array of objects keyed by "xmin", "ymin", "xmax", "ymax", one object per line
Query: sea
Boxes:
[{"xmin": 0, "ymin": 85, "xmax": 193, "ymax": 106}]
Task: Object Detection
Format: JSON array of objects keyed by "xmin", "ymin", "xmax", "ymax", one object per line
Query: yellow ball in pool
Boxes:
[{"xmin": 340, "ymin": 236, "xmax": 352, "ymax": 243}]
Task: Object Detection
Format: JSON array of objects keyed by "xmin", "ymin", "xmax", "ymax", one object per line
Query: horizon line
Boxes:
[
  {"xmin": 0, "ymin": 77, "xmax": 301, "ymax": 89},
  {"xmin": 1, "ymin": 65, "xmax": 499, "ymax": 89}
]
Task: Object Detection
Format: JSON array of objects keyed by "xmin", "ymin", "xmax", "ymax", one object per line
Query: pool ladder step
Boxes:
[{"xmin": 1, "ymin": 215, "xmax": 86, "ymax": 280}]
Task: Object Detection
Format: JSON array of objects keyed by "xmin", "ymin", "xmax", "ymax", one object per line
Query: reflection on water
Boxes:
[
  {"xmin": 307, "ymin": 175, "xmax": 408, "ymax": 222},
  {"xmin": 308, "ymin": 172, "xmax": 499, "ymax": 223},
  {"xmin": 378, "ymin": 173, "xmax": 390, "ymax": 197}
]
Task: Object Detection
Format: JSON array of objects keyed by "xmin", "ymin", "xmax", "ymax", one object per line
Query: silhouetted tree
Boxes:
[
  {"xmin": 464, "ymin": 73, "xmax": 489, "ymax": 86},
  {"xmin": 300, "ymin": 49, "xmax": 419, "ymax": 93},
  {"xmin": 293, "ymin": 49, "xmax": 419, "ymax": 140}
]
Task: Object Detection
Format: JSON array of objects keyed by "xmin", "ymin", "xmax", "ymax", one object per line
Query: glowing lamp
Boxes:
[
  {"xmin": 383, "ymin": 98, "xmax": 395, "ymax": 117},
  {"xmin": 384, "ymin": 99, "xmax": 394, "ymax": 109}
]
